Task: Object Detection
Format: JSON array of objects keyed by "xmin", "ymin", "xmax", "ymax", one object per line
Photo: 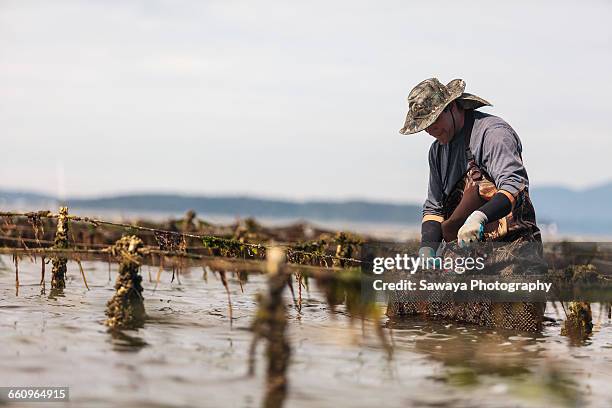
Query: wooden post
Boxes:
[
  {"xmin": 105, "ymin": 236, "xmax": 146, "ymax": 329},
  {"xmin": 561, "ymin": 301, "xmax": 593, "ymax": 344},
  {"xmin": 249, "ymin": 247, "xmax": 291, "ymax": 408},
  {"xmin": 51, "ymin": 207, "xmax": 69, "ymax": 290}
]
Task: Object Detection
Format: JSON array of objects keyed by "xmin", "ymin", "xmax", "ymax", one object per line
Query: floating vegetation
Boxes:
[
  {"xmin": 51, "ymin": 207, "xmax": 69, "ymax": 290},
  {"xmin": 105, "ymin": 236, "xmax": 146, "ymax": 329}
]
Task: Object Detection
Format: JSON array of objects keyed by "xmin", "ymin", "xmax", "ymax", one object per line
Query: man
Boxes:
[
  {"xmin": 389, "ymin": 78, "xmax": 545, "ymax": 331},
  {"xmin": 399, "ymin": 78, "xmax": 540, "ymax": 256}
]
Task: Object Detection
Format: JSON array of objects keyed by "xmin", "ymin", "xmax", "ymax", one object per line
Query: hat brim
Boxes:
[
  {"xmin": 456, "ymin": 93, "xmax": 492, "ymax": 110},
  {"xmin": 399, "ymin": 79, "xmax": 491, "ymax": 135}
]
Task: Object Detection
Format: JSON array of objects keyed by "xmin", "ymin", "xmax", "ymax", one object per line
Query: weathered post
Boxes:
[
  {"xmin": 105, "ymin": 235, "xmax": 146, "ymax": 329},
  {"xmin": 561, "ymin": 301, "xmax": 593, "ymax": 344},
  {"xmin": 249, "ymin": 247, "xmax": 291, "ymax": 408},
  {"xmin": 51, "ymin": 207, "xmax": 69, "ymax": 290}
]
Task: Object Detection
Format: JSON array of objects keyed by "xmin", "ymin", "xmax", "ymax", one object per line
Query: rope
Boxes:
[
  {"xmin": 0, "ymin": 234, "xmax": 108, "ymax": 248},
  {"xmin": 0, "ymin": 246, "xmax": 359, "ymax": 280},
  {"xmin": 0, "ymin": 211, "xmax": 364, "ymax": 265}
]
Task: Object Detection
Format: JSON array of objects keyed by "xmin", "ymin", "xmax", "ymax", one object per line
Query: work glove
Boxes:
[
  {"xmin": 458, "ymin": 210, "xmax": 487, "ymax": 247},
  {"xmin": 418, "ymin": 246, "xmax": 442, "ymax": 270}
]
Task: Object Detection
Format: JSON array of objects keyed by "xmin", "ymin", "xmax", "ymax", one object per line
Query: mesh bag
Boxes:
[{"xmin": 386, "ymin": 238, "xmax": 547, "ymax": 332}]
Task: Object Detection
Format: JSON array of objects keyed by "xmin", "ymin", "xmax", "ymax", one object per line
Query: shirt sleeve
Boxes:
[
  {"xmin": 423, "ymin": 144, "xmax": 445, "ymax": 217},
  {"xmin": 480, "ymin": 125, "xmax": 528, "ymax": 196}
]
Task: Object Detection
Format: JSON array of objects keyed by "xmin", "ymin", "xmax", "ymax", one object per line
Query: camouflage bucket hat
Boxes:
[{"xmin": 399, "ymin": 78, "xmax": 492, "ymax": 135}]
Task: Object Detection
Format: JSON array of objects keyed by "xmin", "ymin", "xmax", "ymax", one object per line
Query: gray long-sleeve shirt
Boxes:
[{"xmin": 423, "ymin": 111, "xmax": 529, "ymax": 217}]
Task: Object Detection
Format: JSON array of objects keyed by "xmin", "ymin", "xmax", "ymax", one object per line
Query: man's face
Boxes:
[{"xmin": 425, "ymin": 108, "xmax": 454, "ymax": 144}]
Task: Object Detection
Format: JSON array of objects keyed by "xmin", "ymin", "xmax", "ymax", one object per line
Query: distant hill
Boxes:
[
  {"xmin": 1, "ymin": 182, "xmax": 611, "ymax": 235},
  {"xmin": 529, "ymin": 182, "xmax": 612, "ymax": 235},
  {"xmin": 66, "ymin": 194, "xmax": 423, "ymax": 225},
  {"xmin": 0, "ymin": 190, "xmax": 55, "ymax": 203},
  {"xmin": 0, "ymin": 190, "xmax": 422, "ymax": 225}
]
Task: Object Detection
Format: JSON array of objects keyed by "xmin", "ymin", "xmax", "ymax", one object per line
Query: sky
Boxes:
[{"xmin": 1, "ymin": 0, "xmax": 611, "ymax": 203}]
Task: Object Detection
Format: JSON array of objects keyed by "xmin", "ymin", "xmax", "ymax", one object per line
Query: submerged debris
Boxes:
[
  {"xmin": 51, "ymin": 207, "xmax": 70, "ymax": 290},
  {"xmin": 105, "ymin": 236, "xmax": 146, "ymax": 329}
]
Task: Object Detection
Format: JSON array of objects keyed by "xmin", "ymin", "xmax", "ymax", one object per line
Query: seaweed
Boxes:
[
  {"xmin": 26, "ymin": 211, "xmax": 48, "ymax": 245},
  {"xmin": 286, "ymin": 239, "xmax": 329, "ymax": 266}
]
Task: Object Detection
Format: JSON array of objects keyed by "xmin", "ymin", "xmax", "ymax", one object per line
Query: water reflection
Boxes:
[
  {"xmin": 2, "ymin": 256, "xmax": 609, "ymax": 408},
  {"xmin": 386, "ymin": 317, "xmax": 584, "ymax": 407},
  {"xmin": 48, "ymin": 287, "xmax": 65, "ymax": 299},
  {"xmin": 108, "ymin": 329, "xmax": 149, "ymax": 353}
]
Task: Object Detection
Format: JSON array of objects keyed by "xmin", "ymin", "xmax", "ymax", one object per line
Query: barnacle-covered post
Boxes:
[
  {"xmin": 105, "ymin": 236, "xmax": 146, "ymax": 329},
  {"xmin": 250, "ymin": 247, "xmax": 291, "ymax": 408},
  {"xmin": 51, "ymin": 207, "xmax": 69, "ymax": 289},
  {"xmin": 561, "ymin": 301, "xmax": 593, "ymax": 343}
]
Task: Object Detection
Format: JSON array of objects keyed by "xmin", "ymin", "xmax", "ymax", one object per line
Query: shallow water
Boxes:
[{"xmin": 1, "ymin": 256, "xmax": 611, "ymax": 408}]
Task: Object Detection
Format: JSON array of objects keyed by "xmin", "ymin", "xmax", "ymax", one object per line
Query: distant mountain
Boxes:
[
  {"xmin": 66, "ymin": 194, "xmax": 423, "ymax": 225},
  {"xmin": 1, "ymin": 182, "xmax": 611, "ymax": 235},
  {"xmin": 0, "ymin": 190, "xmax": 55, "ymax": 203},
  {"xmin": 529, "ymin": 182, "xmax": 612, "ymax": 235}
]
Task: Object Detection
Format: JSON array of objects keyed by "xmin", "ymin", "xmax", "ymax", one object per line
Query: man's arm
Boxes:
[
  {"xmin": 421, "ymin": 146, "xmax": 444, "ymax": 252},
  {"xmin": 479, "ymin": 124, "xmax": 527, "ymax": 221},
  {"xmin": 458, "ymin": 125, "xmax": 527, "ymax": 245}
]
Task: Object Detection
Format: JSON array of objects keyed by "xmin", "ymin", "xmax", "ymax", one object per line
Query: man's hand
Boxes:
[{"xmin": 458, "ymin": 210, "xmax": 488, "ymax": 247}]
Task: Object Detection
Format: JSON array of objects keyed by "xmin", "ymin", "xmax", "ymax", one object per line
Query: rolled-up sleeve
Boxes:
[
  {"xmin": 423, "ymin": 144, "xmax": 445, "ymax": 217},
  {"xmin": 481, "ymin": 125, "xmax": 528, "ymax": 196}
]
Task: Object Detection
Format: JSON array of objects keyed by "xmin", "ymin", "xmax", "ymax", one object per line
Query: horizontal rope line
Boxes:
[
  {"xmin": 0, "ymin": 211, "xmax": 364, "ymax": 264},
  {"xmin": 0, "ymin": 247, "xmax": 359, "ymax": 280}
]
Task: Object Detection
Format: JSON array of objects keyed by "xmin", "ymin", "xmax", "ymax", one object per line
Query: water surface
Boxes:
[{"xmin": 0, "ymin": 257, "xmax": 611, "ymax": 407}]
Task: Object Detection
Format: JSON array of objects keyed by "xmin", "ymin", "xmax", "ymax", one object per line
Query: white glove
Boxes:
[{"xmin": 458, "ymin": 210, "xmax": 487, "ymax": 247}]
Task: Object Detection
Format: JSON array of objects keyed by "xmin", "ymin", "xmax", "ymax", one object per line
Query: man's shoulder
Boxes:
[
  {"xmin": 471, "ymin": 111, "xmax": 523, "ymax": 154},
  {"xmin": 473, "ymin": 111, "xmax": 515, "ymax": 133}
]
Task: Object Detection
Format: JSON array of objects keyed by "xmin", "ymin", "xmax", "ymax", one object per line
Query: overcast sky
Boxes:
[{"xmin": 1, "ymin": 0, "xmax": 611, "ymax": 203}]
